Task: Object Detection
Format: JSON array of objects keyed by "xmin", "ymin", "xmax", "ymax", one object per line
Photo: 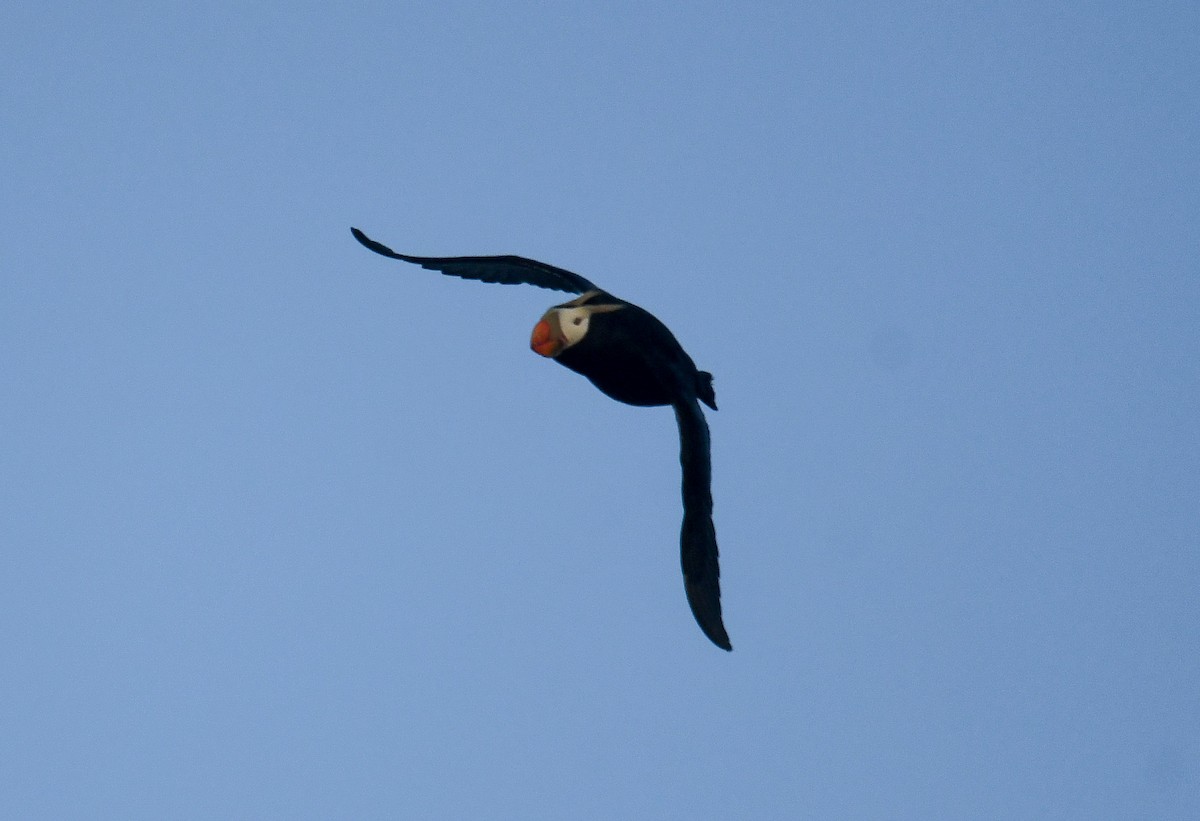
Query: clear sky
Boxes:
[{"xmin": 2, "ymin": 2, "xmax": 1198, "ymax": 818}]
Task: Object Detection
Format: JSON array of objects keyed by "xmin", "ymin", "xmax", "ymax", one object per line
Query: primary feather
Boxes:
[{"xmin": 351, "ymin": 228, "xmax": 597, "ymax": 294}]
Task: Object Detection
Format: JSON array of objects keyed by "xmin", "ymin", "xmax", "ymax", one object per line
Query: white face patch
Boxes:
[{"xmin": 554, "ymin": 306, "xmax": 591, "ymax": 349}]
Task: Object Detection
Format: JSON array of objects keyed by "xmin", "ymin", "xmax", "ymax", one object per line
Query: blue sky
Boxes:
[{"xmin": 2, "ymin": 2, "xmax": 1198, "ymax": 818}]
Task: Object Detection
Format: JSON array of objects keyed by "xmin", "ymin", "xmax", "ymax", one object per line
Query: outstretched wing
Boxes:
[
  {"xmin": 351, "ymin": 228, "xmax": 598, "ymax": 294},
  {"xmin": 674, "ymin": 398, "xmax": 732, "ymax": 651}
]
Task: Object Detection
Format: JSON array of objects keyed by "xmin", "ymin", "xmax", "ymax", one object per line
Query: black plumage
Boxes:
[
  {"xmin": 350, "ymin": 228, "xmax": 597, "ymax": 294},
  {"xmin": 351, "ymin": 227, "xmax": 731, "ymax": 651}
]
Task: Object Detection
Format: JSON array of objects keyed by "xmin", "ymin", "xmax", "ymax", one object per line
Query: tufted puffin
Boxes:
[{"xmin": 351, "ymin": 227, "xmax": 731, "ymax": 651}]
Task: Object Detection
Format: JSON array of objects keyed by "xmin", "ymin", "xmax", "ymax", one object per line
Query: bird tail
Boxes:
[
  {"xmin": 674, "ymin": 398, "xmax": 731, "ymax": 650},
  {"xmin": 696, "ymin": 371, "xmax": 717, "ymax": 410}
]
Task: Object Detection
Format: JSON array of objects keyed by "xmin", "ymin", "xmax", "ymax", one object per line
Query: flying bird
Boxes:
[{"xmin": 351, "ymin": 227, "xmax": 731, "ymax": 651}]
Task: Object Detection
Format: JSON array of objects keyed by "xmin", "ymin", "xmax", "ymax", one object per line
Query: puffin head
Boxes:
[{"xmin": 530, "ymin": 290, "xmax": 623, "ymax": 358}]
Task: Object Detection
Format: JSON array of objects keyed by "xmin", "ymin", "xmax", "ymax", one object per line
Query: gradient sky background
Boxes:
[{"xmin": 3, "ymin": 3, "xmax": 1198, "ymax": 818}]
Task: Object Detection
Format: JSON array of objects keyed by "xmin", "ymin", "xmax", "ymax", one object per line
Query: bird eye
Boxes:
[{"xmin": 573, "ymin": 317, "xmax": 583, "ymax": 325}]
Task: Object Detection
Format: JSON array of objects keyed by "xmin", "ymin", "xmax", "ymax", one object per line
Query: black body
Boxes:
[
  {"xmin": 554, "ymin": 292, "xmax": 717, "ymax": 411},
  {"xmin": 351, "ymin": 227, "xmax": 731, "ymax": 651}
]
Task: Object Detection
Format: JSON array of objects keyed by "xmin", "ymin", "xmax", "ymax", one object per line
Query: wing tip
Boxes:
[
  {"xmin": 700, "ymin": 613, "xmax": 733, "ymax": 652},
  {"xmin": 350, "ymin": 226, "xmax": 406, "ymax": 260},
  {"xmin": 685, "ymin": 578, "xmax": 732, "ymax": 651}
]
